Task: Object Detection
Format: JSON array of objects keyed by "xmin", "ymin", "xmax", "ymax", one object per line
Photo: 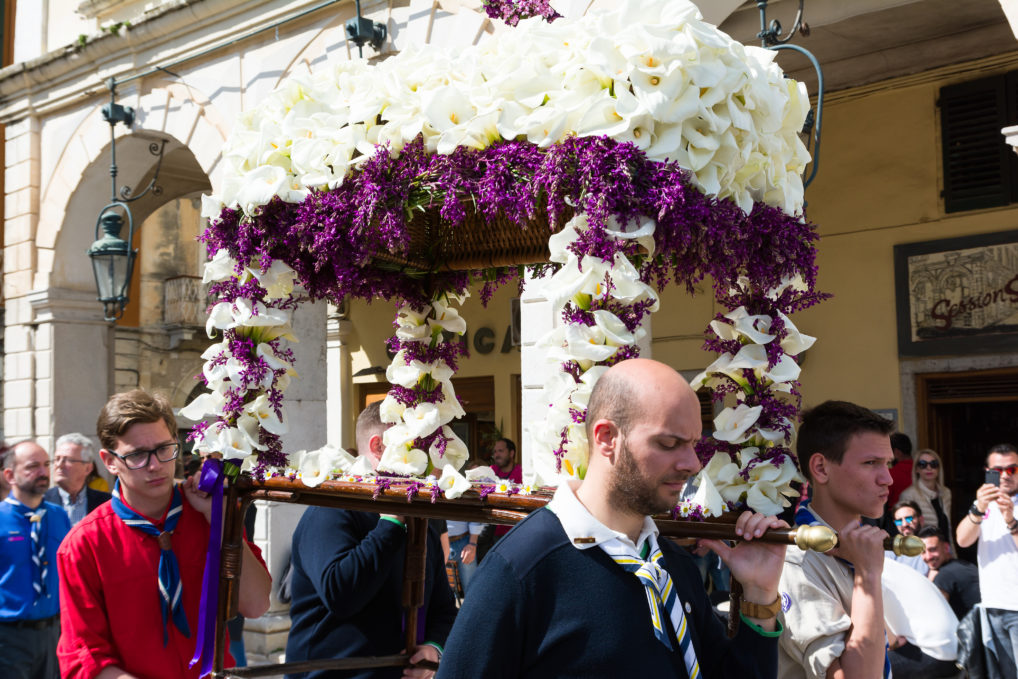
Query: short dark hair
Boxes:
[
  {"xmin": 796, "ymin": 401, "xmax": 894, "ymax": 482},
  {"xmin": 987, "ymin": 443, "xmax": 1018, "ymax": 465},
  {"xmin": 496, "ymin": 438, "xmax": 516, "ymax": 454},
  {"xmin": 892, "ymin": 500, "xmax": 921, "ymax": 516},
  {"xmin": 586, "ymin": 369, "xmax": 639, "ymax": 441},
  {"xmin": 917, "ymin": 526, "xmax": 947, "ymax": 542},
  {"xmin": 97, "ymin": 390, "xmax": 177, "ymax": 451},
  {"xmin": 889, "ymin": 432, "xmax": 912, "ymax": 458}
]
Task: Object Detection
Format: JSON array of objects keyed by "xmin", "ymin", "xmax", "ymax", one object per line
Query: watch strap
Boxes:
[{"xmin": 741, "ymin": 595, "xmax": 781, "ymax": 620}]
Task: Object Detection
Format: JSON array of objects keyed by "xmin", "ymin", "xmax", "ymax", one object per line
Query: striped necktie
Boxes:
[
  {"xmin": 794, "ymin": 501, "xmax": 892, "ymax": 679},
  {"xmin": 110, "ymin": 480, "xmax": 190, "ymax": 644},
  {"xmin": 3, "ymin": 497, "xmax": 48, "ymax": 599},
  {"xmin": 609, "ymin": 543, "xmax": 701, "ymax": 679}
]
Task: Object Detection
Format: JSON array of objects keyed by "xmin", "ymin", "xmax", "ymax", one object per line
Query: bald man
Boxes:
[
  {"xmin": 0, "ymin": 441, "xmax": 71, "ymax": 679},
  {"xmin": 437, "ymin": 358, "xmax": 788, "ymax": 679}
]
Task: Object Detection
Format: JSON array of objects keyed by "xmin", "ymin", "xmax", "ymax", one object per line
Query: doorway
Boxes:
[{"xmin": 917, "ymin": 367, "xmax": 1018, "ymax": 561}]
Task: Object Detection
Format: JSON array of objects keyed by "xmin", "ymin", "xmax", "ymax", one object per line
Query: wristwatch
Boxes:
[
  {"xmin": 740, "ymin": 595, "xmax": 782, "ymax": 620},
  {"xmin": 969, "ymin": 502, "xmax": 984, "ymax": 517}
]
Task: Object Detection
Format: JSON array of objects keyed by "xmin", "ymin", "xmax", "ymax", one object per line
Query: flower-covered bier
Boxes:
[{"xmin": 202, "ymin": 0, "xmax": 811, "ymax": 226}]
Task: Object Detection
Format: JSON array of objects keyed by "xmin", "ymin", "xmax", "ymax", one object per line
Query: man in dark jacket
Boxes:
[
  {"xmin": 437, "ymin": 358, "xmax": 787, "ymax": 679},
  {"xmin": 285, "ymin": 403, "xmax": 456, "ymax": 679},
  {"xmin": 43, "ymin": 433, "xmax": 109, "ymax": 526}
]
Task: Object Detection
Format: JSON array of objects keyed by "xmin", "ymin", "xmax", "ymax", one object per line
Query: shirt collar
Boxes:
[
  {"xmin": 57, "ymin": 486, "xmax": 85, "ymax": 505},
  {"xmin": 547, "ymin": 480, "xmax": 659, "ymax": 554}
]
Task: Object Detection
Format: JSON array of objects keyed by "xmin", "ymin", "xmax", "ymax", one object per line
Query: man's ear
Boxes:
[
  {"xmin": 98, "ymin": 449, "xmax": 119, "ymax": 476},
  {"xmin": 808, "ymin": 452, "xmax": 830, "ymax": 484},
  {"xmin": 1, "ymin": 466, "xmax": 13, "ymax": 485},
  {"xmin": 590, "ymin": 419, "xmax": 619, "ymax": 462}
]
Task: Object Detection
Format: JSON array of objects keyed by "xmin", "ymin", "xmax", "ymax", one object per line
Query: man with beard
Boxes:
[
  {"xmin": 436, "ymin": 358, "xmax": 788, "ymax": 679},
  {"xmin": 0, "ymin": 441, "xmax": 71, "ymax": 679}
]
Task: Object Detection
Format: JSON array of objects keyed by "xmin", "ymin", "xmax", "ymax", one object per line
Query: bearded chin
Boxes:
[{"xmin": 608, "ymin": 441, "xmax": 675, "ymax": 516}]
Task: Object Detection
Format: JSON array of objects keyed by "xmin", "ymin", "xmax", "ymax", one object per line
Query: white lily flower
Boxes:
[
  {"xmin": 377, "ymin": 446, "xmax": 429, "ymax": 476},
  {"xmin": 179, "ymin": 390, "xmax": 227, "ymax": 421},
  {"xmin": 203, "ymin": 249, "xmax": 240, "ymax": 284},
  {"xmin": 430, "ymin": 426, "xmax": 468, "ymax": 471},
  {"xmin": 763, "ymin": 353, "xmax": 801, "ymax": 385},
  {"xmin": 744, "ymin": 480, "xmax": 789, "ymax": 516},
  {"xmin": 437, "ymin": 464, "xmax": 471, "ymax": 499},
  {"xmin": 713, "ymin": 404, "xmax": 763, "ymax": 444},
  {"xmin": 395, "ymin": 305, "xmax": 431, "ymax": 341},
  {"xmin": 243, "ymin": 393, "xmax": 288, "ymax": 436},
  {"xmin": 348, "ymin": 455, "xmax": 376, "ymax": 477},
  {"xmin": 379, "ymin": 394, "xmax": 406, "ymax": 424},
  {"xmin": 298, "ymin": 446, "xmax": 350, "ymax": 488},
  {"xmin": 402, "ymin": 402, "xmax": 443, "ymax": 439},
  {"xmin": 710, "ymin": 307, "xmax": 775, "ymax": 345},
  {"xmin": 248, "ymin": 259, "xmax": 297, "ymax": 301},
  {"xmin": 776, "ymin": 311, "xmax": 817, "ymax": 356},
  {"xmin": 429, "ymin": 300, "xmax": 467, "ymax": 335},
  {"xmin": 691, "ymin": 473, "xmax": 725, "ymax": 517}
]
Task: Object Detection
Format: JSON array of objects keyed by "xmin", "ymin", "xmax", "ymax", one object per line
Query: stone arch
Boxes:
[{"xmin": 40, "ymin": 81, "xmax": 226, "ymax": 291}]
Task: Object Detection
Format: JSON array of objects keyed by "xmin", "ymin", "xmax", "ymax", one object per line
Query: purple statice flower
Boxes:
[
  {"xmin": 482, "ymin": 0, "xmax": 561, "ymax": 26},
  {"xmin": 373, "ymin": 476, "xmax": 393, "ymax": 500},
  {"xmin": 477, "ymin": 484, "xmax": 495, "ymax": 500},
  {"xmin": 405, "ymin": 480, "xmax": 423, "ymax": 503}
]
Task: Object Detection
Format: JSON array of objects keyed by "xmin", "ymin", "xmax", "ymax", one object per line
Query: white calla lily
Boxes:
[
  {"xmin": 244, "ymin": 394, "xmax": 288, "ymax": 436},
  {"xmin": 437, "ymin": 465, "xmax": 472, "ymax": 499},
  {"xmin": 248, "ymin": 259, "xmax": 297, "ymax": 300},
  {"xmin": 379, "ymin": 394, "xmax": 406, "ymax": 424},
  {"xmin": 712, "ymin": 404, "xmax": 763, "ymax": 444},
  {"xmin": 179, "ymin": 390, "xmax": 227, "ymax": 422},
  {"xmin": 377, "ymin": 446, "xmax": 429, "ymax": 476},
  {"xmin": 203, "ymin": 249, "xmax": 240, "ymax": 284},
  {"xmin": 429, "ymin": 300, "xmax": 467, "ymax": 335},
  {"xmin": 465, "ymin": 466, "xmax": 498, "ymax": 483},
  {"xmin": 691, "ymin": 473, "xmax": 726, "ymax": 517}
]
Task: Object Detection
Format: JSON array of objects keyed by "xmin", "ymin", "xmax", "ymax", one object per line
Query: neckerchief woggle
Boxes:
[
  {"xmin": 794, "ymin": 500, "xmax": 892, "ymax": 679},
  {"xmin": 3, "ymin": 496, "xmax": 49, "ymax": 600},
  {"xmin": 190, "ymin": 457, "xmax": 229, "ymax": 677},
  {"xmin": 111, "ymin": 479, "xmax": 190, "ymax": 644}
]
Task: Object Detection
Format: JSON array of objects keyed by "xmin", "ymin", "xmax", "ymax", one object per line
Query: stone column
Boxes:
[
  {"xmin": 244, "ymin": 298, "xmax": 328, "ymax": 662},
  {"xmin": 23, "ymin": 288, "xmax": 115, "ymax": 452},
  {"xmin": 326, "ymin": 305, "xmax": 355, "ymax": 449}
]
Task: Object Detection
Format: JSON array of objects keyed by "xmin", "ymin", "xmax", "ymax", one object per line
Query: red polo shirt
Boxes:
[{"xmin": 56, "ymin": 494, "xmax": 266, "ymax": 679}]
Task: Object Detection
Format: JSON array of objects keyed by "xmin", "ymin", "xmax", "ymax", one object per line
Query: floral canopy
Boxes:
[{"xmin": 184, "ymin": 0, "xmax": 827, "ymax": 518}]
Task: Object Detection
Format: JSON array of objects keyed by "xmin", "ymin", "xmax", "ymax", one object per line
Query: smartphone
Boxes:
[{"xmin": 986, "ymin": 469, "xmax": 1001, "ymax": 487}]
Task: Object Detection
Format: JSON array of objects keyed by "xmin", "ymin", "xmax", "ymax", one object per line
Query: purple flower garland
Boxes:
[{"xmin": 482, "ymin": 0, "xmax": 561, "ymax": 26}]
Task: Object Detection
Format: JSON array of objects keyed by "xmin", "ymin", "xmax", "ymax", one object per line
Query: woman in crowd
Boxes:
[{"xmin": 900, "ymin": 448, "xmax": 954, "ymax": 549}]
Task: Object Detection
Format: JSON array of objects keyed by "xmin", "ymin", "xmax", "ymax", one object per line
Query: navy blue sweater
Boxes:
[
  {"xmin": 285, "ymin": 508, "xmax": 456, "ymax": 679},
  {"xmin": 436, "ymin": 507, "xmax": 778, "ymax": 679}
]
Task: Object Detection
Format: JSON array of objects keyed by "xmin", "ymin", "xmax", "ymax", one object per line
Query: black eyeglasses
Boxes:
[
  {"xmin": 916, "ymin": 460, "xmax": 940, "ymax": 470},
  {"xmin": 108, "ymin": 442, "xmax": 181, "ymax": 470},
  {"xmin": 894, "ymin": 516, "xmax": 917, "ymax": 527}
]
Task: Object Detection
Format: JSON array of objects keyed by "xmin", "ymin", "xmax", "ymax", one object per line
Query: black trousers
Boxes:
[
  {"xmin": 890, "ymin": 642, "xmax": 963, "ymax": 679},
  {"xmin": 0, "ymin": 620, "xmax": 60, "ymax": 679}
]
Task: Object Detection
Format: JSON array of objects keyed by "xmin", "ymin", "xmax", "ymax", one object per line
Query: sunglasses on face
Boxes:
[
  {"xmin": 916, "ymin": 460, "xmax": 940, "ymax": 470},
  {"xmin": 989, "ymin": 464, "xmax": 1018, "ymax": 476},
  {"xmin": 893, "ymin": 516, "xmax": 917, "ymax": 527}
]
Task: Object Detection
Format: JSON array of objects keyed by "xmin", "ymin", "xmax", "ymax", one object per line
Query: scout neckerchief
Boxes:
[
  {"xmin": 3, "ymin": 496, "xmax": 48, "ymax": 600},
  {"xmin": 111, "ymin": 479, "xmax": 190, "ymax": 644},
  {"xmin": 604, "ymin": 535, "xmax": 701, "ymax": 679},
  {"xmin": 795, "ymin": 501, "xmax": 892, "ymax": 679}
]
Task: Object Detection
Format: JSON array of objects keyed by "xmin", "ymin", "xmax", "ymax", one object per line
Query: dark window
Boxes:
[{"xmin": 939, "ymin": 72, "xmax": 1018, "ymax": 213}]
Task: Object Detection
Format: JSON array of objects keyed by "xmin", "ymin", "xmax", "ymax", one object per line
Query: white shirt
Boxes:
[
  {"xmin": 546, "ymin": 480, "xmax": 659, "ymax": 558},
  {"xmin": 977, "ymin": 494, "xmax": 1018, "ymax": 611}
]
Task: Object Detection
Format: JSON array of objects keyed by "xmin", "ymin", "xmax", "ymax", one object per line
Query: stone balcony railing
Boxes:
[{"xmin": 163, "ymin": 275, "xmax": 207, "ymax": 328}]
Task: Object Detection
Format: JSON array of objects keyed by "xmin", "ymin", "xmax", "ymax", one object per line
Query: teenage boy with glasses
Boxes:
[
  {"xmin": 956, "ymin": 442, "xmax": 1018, "ymax": 679},
  {"xmin": 56, "ymin": 389, "xmax": 271, "ymax": 679}
]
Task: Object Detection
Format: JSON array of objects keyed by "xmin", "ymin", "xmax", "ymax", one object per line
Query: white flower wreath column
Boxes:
[
  {"xmin": 376, "ymin": 292, "xmax": 473, "ymax": 494},
  {"xmin": 690, "ymin": 280, "xmax": 817, "ymax": 517},
  {"xmin": 527, "ymin": 214, "xmax": 659, "ymax": 487}
]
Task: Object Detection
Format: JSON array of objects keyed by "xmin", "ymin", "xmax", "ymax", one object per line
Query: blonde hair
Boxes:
[{"xmin": 912, "ymin": 448, "xmax": 946, "ymax": 489}]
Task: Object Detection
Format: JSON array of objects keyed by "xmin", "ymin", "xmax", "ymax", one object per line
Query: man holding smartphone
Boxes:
[{"xmin": 956, "ymin": 442, "xmax": 1018, "ymax": 679}]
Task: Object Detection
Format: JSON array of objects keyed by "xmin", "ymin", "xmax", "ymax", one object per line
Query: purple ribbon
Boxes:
[{"xmin": 190, "ymin": 458, "xmax": 226, "ymax": 677}]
